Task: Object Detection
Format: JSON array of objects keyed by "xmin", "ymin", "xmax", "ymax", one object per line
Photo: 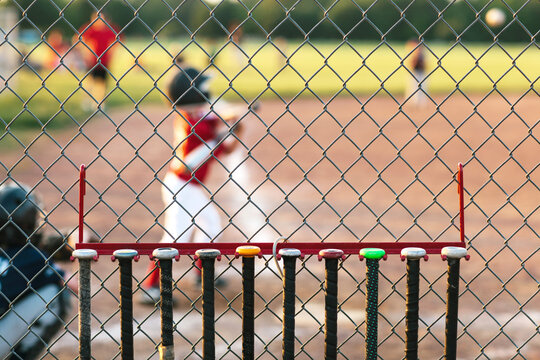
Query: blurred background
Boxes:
[{"xmin": 1, "ymin": 0, "xmax": 538, "ymax": 133}]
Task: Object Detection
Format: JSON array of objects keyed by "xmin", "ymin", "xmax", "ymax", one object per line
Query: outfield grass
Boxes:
[
  {"xmin": 113, "ymin": 38, "xmax": 538, "ymax": 100},
  {"xmin": 1, "ymin": 38, "xmax": 538, "ymax": 133}
]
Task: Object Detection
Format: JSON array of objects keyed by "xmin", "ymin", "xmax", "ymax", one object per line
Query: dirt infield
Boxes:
[{"xmin": 1, "ymin": 93, "xmax": 538, "ymax": 359}]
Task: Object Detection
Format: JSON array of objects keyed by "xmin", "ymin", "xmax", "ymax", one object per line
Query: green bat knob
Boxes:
[{"xmin": 359, "ymin": 248, "xmax": 386, "ymax": 260}]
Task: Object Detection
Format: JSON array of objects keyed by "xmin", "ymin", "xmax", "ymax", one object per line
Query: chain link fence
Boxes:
[{"xmin": 1, "ymin": 0, "xmax": 538, "ymax": 359}]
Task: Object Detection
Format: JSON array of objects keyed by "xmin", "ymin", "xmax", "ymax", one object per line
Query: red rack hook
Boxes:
[
  {"xmin": 457, "ymin": 163, "xmax": 465, "ymax": 245},
  {"xmin": 79, "ymin": 164, "xmax": 86, "ymax": 245}
]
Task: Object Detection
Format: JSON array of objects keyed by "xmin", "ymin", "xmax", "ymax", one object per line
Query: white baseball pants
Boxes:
[{"xmin": 160, "ymin": 172, "xmax": 222, "ymax": 243}]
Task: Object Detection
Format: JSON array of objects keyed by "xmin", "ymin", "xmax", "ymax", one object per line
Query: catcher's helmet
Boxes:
[
  {"xmin": 167, "ymin": 67, "xmax": 210, "ymax": 106},
  {"xmin": 0, "ymin": 183, "xmax": 41, "ymax": 247}
]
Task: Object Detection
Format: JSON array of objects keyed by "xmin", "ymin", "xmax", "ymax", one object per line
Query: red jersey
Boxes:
[
  {"xmin": 171, "ymin": 109, "xmax": 225, "ymax": 184},
  {"xmin": 79, "ymin": 19, "xmax": 119, "ymax": 67}
]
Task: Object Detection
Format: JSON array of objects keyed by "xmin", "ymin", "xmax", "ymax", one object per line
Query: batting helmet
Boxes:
[
  {"xmin": 0, "ymin": 183, "xmax": 41, "ymax": 248},
  {"xmin": 167, "ymin": 67, "xmax": 211, "ymax": 106}
]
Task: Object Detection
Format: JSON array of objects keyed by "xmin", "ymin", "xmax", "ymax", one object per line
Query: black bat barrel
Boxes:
[
  {"xmin": 441, "ymin": 246, "xmax": 468, "ymax": 360},
  {"xmin": 72, "ymin": 249, "xmax": 98, "ymax": 360},
  {"xmin": 318, "ymin": 249, "xmax": 344, "ymax": 360},
  {"xmin": 195, "ymin": 248, "xmax": 222, "ymax": 360},
  {"xmin": 236, "ymin": 246, "xmax": 262, "ymax": 360},
  {"xmin": 400, "ymin": 247, "xmax": 427, "ymax": 360},
  {"xmin": 359, "ymin": 248, "xmax": 386, "ymax": 360},
  {"xmin": 113, "ymin": 249, "xmax": 139, "ymax": 360},
  {"xmin": 279, "ymin": 248, "xmax": 302, "ymax": 360},
  {"xmin": 152, "ymin": 248, "xmax": 179, "ymax": 360}
]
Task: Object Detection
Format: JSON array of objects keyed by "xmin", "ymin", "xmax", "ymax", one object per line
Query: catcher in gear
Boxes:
[
  {"xmin": 0, "ymin": 182, "xmax": 72, "ymax": 359},
  {"xmin": 140, "ymin": 67, "xmax": 244, "ymax": 304}
]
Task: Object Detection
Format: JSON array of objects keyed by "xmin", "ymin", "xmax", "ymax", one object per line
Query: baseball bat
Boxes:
[{"xmin": 183, "ymin": 101, "xmax": 258, "ymax": 171}]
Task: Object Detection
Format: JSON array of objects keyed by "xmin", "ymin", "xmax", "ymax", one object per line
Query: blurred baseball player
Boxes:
[
  {"xmin": 75, "ymin": 11, "xmax": 121, "ymax": 110},
  {"xmin": 140, "ymin": 66, "xmax": 244, "ymax": 304},
  {"xmin": 405, "ymin": 39, "xmax": 428, "ymax": 107},
  {"xmin": 0, "ymin": 183, "xmax": 72, "ymax": 359}
]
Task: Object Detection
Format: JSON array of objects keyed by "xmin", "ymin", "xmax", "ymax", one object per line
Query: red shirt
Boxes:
[
  {"xmin": 171, "ymin": 109, "xmax": 224, "ymax": 184},
  {"xmin": 79, "ymin": 19, "xmax": 119, "ymax": 67}
]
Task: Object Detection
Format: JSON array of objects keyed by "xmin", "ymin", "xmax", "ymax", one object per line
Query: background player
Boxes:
[
  {"xmin": 139, "ymin": 67, "xmax": 244, "ymax": 304},
  {"xmin": 75, "ymin": 11, "xmax": 121, "ymax": 110},
  {"xmin": 0, "ymin": 183, "xmax": 72, "ymax": 359},
  {"xmin": 44, "ymin": 29, "xmax": 69, "ymax": 71},
  {"xmin": 405, "ymin": 39, "xmax": 428, "ymax": 107}
]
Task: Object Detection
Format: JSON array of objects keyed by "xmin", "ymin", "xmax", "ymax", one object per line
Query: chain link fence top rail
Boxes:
[{"xmin": 0, "ymin": 0, "xmax": 538, "ymax": 359}]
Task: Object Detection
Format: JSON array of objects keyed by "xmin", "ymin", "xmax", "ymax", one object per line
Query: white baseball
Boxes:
[{"xmin": 485, "ymin": 8, "xmax": 506, "ymax": 27}]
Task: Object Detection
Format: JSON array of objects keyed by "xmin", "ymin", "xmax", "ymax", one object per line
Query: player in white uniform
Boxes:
[{"xmin": 140, "ymin": 67, "xmax": 243, "ymax": 304}]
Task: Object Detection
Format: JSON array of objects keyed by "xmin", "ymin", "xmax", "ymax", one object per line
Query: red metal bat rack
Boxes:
[{"xmin": 76, "ymin": 163, "xmax": 466, "ymax": 256}]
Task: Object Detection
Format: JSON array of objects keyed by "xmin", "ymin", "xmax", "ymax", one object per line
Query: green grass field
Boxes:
[{"xmin": 1, "ymin": 38, "xmax": 538, "ymax": 133}]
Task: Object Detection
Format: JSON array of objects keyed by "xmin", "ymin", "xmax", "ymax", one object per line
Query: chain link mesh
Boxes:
[{"xmin": 1, "ymin": 0, "xmax": 538, "ymax": 358}]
